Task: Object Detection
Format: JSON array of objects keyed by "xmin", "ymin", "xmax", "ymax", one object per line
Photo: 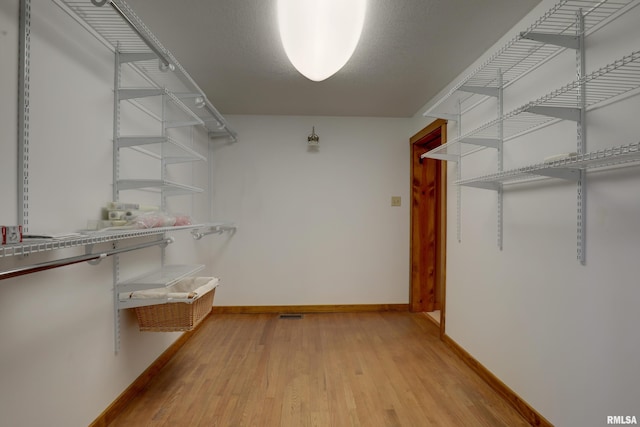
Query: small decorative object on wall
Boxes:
[{"xmin": 307, "ymin": 126, "xmax": 319, "ymax": 150}]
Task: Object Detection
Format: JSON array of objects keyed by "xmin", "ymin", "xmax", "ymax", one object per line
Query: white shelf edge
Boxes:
[
  {"xmin": 116, "ymin": 179, "xmax": 204, "ymax": 194},
  {"xmin": 119, "ymin": 88, "xmax": 205, "ymax": 128},
  {"xmin": 456, "ymin": 141, "xmax": 640, "ymax": 188},
  {"xmin": 117, "ymin": 136, "xmax": 206, "ymax": 163}
]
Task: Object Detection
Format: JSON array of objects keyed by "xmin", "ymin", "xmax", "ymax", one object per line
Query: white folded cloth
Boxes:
[
  {"xmin": 121, "ymin": 277, "xmax": 219, "ymax": 301},
  {"xmin": 543, "ymin": 152, "xmax": 577, "ymax": 163}
]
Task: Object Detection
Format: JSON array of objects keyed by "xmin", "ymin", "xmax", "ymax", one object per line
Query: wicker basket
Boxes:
[{"xmin": 134, "ymin": 287, "xmax": 215, "ymax": 332}]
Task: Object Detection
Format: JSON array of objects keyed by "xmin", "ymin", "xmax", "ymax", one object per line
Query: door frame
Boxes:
[{"xmin": 409, "ymin": 119, "xmax": 447, "ymax": 337}]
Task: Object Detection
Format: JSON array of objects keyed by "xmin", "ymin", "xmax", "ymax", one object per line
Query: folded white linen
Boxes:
[
  {"xmin": 121, "ymin": 277, "xmax": 219, "ymax": 301},
  {"xmin": 543, "ymin": 152, "xmax": 577, "ymax": 163}
]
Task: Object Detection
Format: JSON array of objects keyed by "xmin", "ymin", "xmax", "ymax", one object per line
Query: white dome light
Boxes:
[{"xmin": 277, "ymin": 0, "xmax": 367, "ymax": 82}]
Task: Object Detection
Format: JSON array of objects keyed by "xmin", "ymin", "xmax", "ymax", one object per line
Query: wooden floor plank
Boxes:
[{"xmin": 108, "ymin": 312, "xmax": 531, "ymax": 427}]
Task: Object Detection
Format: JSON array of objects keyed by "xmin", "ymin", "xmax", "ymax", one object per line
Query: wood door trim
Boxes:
[
  {"xmin": 410, "ymin": 119, "xmax": 447, "ymax": 338},
  {"xmin": 410, "ymin": 118, "xmax": 447, "ymax": 145}
]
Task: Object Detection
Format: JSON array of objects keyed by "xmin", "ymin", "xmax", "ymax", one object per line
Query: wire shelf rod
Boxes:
[
  {"xmin": 0, "ymin": 237, "xmax": 172, "ymax": 282},
  {"xmin": 191, "ymin": 224, "xmax": 237, "ymax": 240},
  {"xmin": 0, "ymin": 223, "xmax": 228, "ymax": 259}
]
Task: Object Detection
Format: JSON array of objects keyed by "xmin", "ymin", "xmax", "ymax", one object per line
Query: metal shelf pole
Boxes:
[
  {"xmin": 497, "ymin": 69, "xmax": 504, "ymax": 251},
  {"xmin": 456, "ymin": 101, "xmax": 462, "ymax": 243},
  {"xmin": 576, "ymin": 9, "xmax": 587, "ymax": 265},
  {"xmin": 113, "ymin": 47, "xmax": 122, "ymax": 352},
  {"xmin": 18, "ymin": 0, "xmax": 31, "ymax": 233}
]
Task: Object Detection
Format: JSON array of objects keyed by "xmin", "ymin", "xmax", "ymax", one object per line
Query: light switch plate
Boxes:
[{"xmin": 391, "ymin": 196, "xmax": 401, "ymax": 207}]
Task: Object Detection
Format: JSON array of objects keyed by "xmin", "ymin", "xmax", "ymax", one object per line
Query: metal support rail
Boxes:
[
  {"xmin": 0, "ymin": 224, "xmax": 218, "ymax": 259},
  {"xmin": 191, "ymin": 224, "xmax": 237, "ymax": 240},
  {"xmin": 0, "ymin": 237, "xmax": 173, "ymax": 282},
  {"xmin": 18, "ymin": 0, "xmax": 30, "ymax": 233}
]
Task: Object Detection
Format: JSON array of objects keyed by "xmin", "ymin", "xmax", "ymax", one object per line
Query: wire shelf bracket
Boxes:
[
  {"xmin": 418, "ymin": 4, "xmax": 640, "ymax": 263},
  {"xmin": 54, "ymin": 0, "xmax": 237, "ymax": 141},
  {"xmin": 421, "ymin": 0, "xmax": 639, "ymax": 119}
]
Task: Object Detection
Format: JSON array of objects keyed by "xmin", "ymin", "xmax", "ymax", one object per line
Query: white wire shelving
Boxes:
[
  {"xmin": 54, "ymin": 0, "xmax": 236, "ymax": 141},
  {"xmin": 117, "ymin": 136, "xmax": 206, "ymax": 164},
  {"xmin": 418, "ymin": 0, "xmax": 640, "ymax": 265},
  {"xmin": 457, "ymin": 141, "xmax": 640, "ymax": 189},
  {"xmin": 423, "ymin": 50, "xmax": 640, "ymax": 162},
  {"xmin": 422, "ymin": 0, "xmax": 638, "ymax": 118},
  {"xmin": 0, "ymin": 223, "xmax": 235, "ymax": 259},
  {"xmin": 119, "ymin": 88, "xmax": 204, "ymax": 129},
  {"xmin": 35, "ymin": 0, "xmax": 240, "ymax": 351},
  {"xmin": 116, "ymin": 179, "xmax": 204, "ymax": 196},
  {"xmin": 0, "ymin": 236, "xmax": 173, "ymax": 281}
]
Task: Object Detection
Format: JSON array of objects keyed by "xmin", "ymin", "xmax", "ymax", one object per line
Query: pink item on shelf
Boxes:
[
  {"xmin": 174, "ymin": 215, "xmax": 192, "ymax": 226},
  {"xmin": 132, "ymin": 211, "xmax": 176, "ymax": 228}
]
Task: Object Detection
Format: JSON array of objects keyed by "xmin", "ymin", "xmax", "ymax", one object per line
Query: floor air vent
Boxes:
[{"xmin": 279, "ymin": 313, "xmax": 303, "ymax": 319}]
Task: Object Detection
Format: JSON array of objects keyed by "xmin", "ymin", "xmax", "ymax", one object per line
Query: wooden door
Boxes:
[{"xmin": 410, "ymin": 120, "xmax": 447, "ymax": 321}]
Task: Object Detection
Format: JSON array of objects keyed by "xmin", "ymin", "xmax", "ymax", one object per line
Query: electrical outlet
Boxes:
[{"xmin": 391, "ymin": 196, "xmax": 401, "ymax": 207}]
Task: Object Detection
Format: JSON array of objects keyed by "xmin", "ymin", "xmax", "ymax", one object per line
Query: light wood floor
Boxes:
[{"xmin": 108, "ymin": 312, "xmax": 529, "ymax": 426}]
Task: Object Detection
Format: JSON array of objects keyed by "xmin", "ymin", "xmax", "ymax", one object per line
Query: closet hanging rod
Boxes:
[
  {"xmin": 92, "ymin": 0, "xmax": 171, "ymax": 68},
  {"xmin": 0, "ymin": 237, "xmax": 173, "ymax": 282},
  {"xmin": 191, "ymin": 225, "xmax": 236, "ymax": 240}
]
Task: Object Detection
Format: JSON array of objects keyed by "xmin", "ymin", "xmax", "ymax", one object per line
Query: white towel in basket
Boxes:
[{"xmin": 123, "ymin": 277, "xmax": 219, "ymax": 301}]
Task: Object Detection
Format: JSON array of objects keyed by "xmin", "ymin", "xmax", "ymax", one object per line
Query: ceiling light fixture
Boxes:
[{"xmin": 277, "ymin": 0, "xmax": 366, "ymax": 82}]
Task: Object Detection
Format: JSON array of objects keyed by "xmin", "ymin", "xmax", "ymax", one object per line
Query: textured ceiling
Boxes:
[{"xmin": 125, "ymin": 0, "xmax": 541, "ymax": 117}]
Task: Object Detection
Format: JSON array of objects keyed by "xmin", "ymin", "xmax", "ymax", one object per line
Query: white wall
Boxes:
[
  {"xmin": 0, "ymin": 2, "xmax": 215, "ymax": 426},
  {"xmin": 209, "ymin": 115, "xmax": 412, "ymax": 306},
  {"xmin": 10, "ymin": 0, "xmax": 638, "ymax": 425},
  {"xmin": 413, "ymin": 1, "xmax": 640, "ymax": 426},
  {"xmin": 1, "ymin": 2, "xmax": 412, "ymax": 426}
]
